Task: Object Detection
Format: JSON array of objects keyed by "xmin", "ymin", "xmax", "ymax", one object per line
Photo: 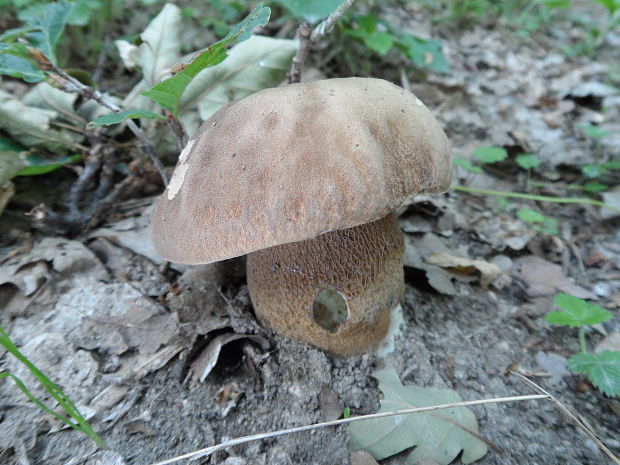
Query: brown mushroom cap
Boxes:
[{"xmin": 152, "ymin": 77, "xmax": 451, "ymax": 264}]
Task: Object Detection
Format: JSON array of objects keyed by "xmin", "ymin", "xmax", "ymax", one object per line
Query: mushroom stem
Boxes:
[{"xmin": 246, "ymin": 213, "xmax": 405, "ymax": 357}]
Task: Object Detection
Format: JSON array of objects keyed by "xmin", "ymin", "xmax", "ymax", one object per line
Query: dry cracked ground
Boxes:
[{"xmin": 1, "ymin": 2, "xmax": 620, "ymax": 465}]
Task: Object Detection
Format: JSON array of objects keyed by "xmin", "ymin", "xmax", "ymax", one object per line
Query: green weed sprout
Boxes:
[
  {"xmin": 545, "ymin": 294, "xmax": 620, "ymax": 397},
  {"xmin": 0, "ymin": 325, "xmax": 105, "ymax": 447}
]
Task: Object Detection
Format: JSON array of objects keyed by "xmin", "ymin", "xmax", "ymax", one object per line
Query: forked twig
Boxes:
[
  {"xmin": 288, "ymin": 0, "xmax": 357, "ymax": 83},
  {"xmin": 510, "ymin": 370, "xmax": 620, "ymax": 465},
  {"xmin": 148, "ymin": 393, "xmax": 548, "ymax": 465}
]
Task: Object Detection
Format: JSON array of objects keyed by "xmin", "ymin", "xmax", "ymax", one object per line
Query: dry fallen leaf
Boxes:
[
  {"xmin": 191, "ymin": 333, "xmax": 269, "ymax": 382},
  {"xmin": 405, "ymin": 233, "xmax": 502, "ymax": 293},
  {"xmin": 425, "ymin": 253, "xmax": 502, "ymax": 288},
  {"xmin": 511, "ymin": 255, "xmax": 596, "ymax": 299},
  {"xmin": 594, "ymin": 333, "xmax": 620, "ymax": 354}
]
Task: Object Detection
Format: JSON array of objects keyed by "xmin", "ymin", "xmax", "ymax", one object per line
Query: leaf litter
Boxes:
[{"xmin": 1, "ymin": 1, "xmax": 620, "ymax": 464}]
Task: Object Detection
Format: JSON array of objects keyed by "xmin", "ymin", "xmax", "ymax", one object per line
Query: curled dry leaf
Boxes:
[
  {"xmin": 424, "ymin": 252, "xmax": 502, "ymax": 288},
  {"xmin": 405, "ymin": 233, "xmax": 501, "ymax": 294},
  {"xmin": 191, "ymin": 333, "xmax": 270, "ymax": 383}
]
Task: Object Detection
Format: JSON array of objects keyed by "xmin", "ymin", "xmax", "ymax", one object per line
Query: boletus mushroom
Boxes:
[{"xmin": 152, "ymin": 77, "xmax": 452, "ymax": 357}]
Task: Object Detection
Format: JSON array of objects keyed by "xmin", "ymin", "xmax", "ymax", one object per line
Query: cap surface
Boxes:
[{"xmin": 152, "ymin": 77, "xmax": 452, "ymax": 264}]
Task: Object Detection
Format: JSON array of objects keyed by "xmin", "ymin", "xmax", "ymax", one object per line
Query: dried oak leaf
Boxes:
[{"xmin": 348, "ymin": 367, "xmax": 488, "ymax": 465}]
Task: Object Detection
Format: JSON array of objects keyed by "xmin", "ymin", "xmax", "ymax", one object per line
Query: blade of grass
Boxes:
[
  {"xmin": 0, "ymin": 326, "xmax": 105, "ymax": 447},
  {"xmin": 452, "ymin": 185, "xmax": 620, "ymax": 214}
]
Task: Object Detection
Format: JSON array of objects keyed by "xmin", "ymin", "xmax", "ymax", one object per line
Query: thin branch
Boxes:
[
  {"xmin": 288, "ymin": 23, "xmax": 312, "ymax": 84},
  {"xmin": 310, "ymin": 0, "xmax": 356, "ymax": 43},
  {"xmin": 164, "ymin": 110, "xmax": 189, "ymax": 151},
  {"xmin": 148, "ymin": 393, "xmax": 548, "ymax": 465},
  {"xmin": 25, "ymin": 43, "xmax": 169, "ymax": 185},
  {"xmin": 288, "ymin": 0, "xmax": 357, "ymax": 83},
  {"xmin": 510, "ymin": 370, "xmax": 620, "ymax": 465}
]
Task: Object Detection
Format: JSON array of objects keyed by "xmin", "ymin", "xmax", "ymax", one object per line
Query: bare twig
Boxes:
[
  {"xmin": 67, "ymin": 142, "xmax": 105, "ymax": 216},
  {"xmin": 510, "ymin": 370, "xmax": 620, "ymax": 465},
  {"xmin": 148, "ymin": 393, "xmax": 547, "ymax": 465},
  {"xmin": 164, "ymin": 111, "xmax": 189, "ymax": 151},
  {"xmin": 310, "ymin": 0, "xmax": 356, "ymax": 43},
  {"xmin": 288, "ymin": 23, "xmax": 312, "ymax": 84},
  {"xmin": 288, "ymin": 0, "xmax": 357, "ymax": 83},
  {"xmin": 24, "ymin": 43, "xmax": 169, "ymax": 185}
]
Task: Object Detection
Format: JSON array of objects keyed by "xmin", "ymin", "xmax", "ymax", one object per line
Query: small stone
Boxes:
[{"xmin": 350, "ymin": 451, "xmax": 379, "ymax": 465}]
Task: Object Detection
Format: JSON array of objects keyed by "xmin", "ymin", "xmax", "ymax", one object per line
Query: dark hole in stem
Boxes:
[{"xmin": 312, "ymin": 289, "xmax": 349, "ymax": 333}]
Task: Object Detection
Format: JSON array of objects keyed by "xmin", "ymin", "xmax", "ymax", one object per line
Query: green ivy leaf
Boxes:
[
  {"xmin": 515, "ymin": 153, "xmax": 541, "ymax": 170},
  {"xmin": 89, "ymin": 109, "xmax": 165, "ymax": 127},
  {"xmin": 568, "ymin": 351, "xmax": 620, "ymax": 397},
  {"xmin": 473, "ymin": 146, "xmax": 508, "ymax": 164},
  {"xmin": 142, "ymin": 3, "xmax": 271, "ymax": 116},
  {"xmin": 545, "ymin": 293, "xmax": 612, "ymax": 328}
]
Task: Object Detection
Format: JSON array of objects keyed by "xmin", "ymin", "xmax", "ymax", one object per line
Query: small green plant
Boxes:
[
  {"xmin": 517, "ymin": 207, "xmax": 558, "ymax": 235},
  {"xmin": 546, "ymin": 293, "xmax": 620, "ymax": 397},
  {"xmin": 454, "ymin": 146, "xmax": 508, "ymax": 174},
  {"xmin": 0, "ymin": 325, "xmax": 104, "ymax": 446},
  {"xmin": 342, "ymin": 14, "xmax": 449, "ymax": 73},
  {"xmin": 515, "ymin": 153, "xmax": 541, "ymax": 170},
  {"xmin": 567, "ymin": 0, "xmax": 620, "ymax": 55}
]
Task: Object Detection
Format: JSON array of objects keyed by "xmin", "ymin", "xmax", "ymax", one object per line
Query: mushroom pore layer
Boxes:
[{"xmin": 246, "ymin": 213, "xmax": 405, "ymax": 357}]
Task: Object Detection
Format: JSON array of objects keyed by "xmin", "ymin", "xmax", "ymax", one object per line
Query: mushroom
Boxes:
[{"xmin": 151, "ymin": 77, "xmax": 452, "ymax": 357}]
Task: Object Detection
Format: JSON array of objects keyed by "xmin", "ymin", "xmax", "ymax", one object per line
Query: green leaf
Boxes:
[
  {"xmin": 90, "ymin": 109, "xmax": 165, "ymax": 127},
  {"xmin": 518, "ymin": 208, "xmax": 545, "ymax": 223},
  {"xmin": 17, "ymin": 153, "xmax": 81, "ymax": 175},
  {"xmin": 453, "ymin": 157, "xmax": 482, "ymax": 174},
  {"xmin": 584, "ymin": 182, "xmax": 607, "ymax": 193},
  {"xmin": 0, "ymin": 325, "xmax": 105, "ymax": 447},
  {"xmin": 274, "ymin": 0, "xmax": 342, "ymax": 23},
  {"xmin": 142, "ymin": 3, "xmax": 271, "ymax": 116},
  {"xmin": 348, "ymin": 367, "xmax": 487, "ymax": 465},
  {"xmin": 604, "ymin": 161, "xmax": 620, "ymax": 170},
  {"xmin": 515, "ymin": 153, "xmax": 541, "ymax": 170},
  {"xmin": 179, "ymin": 36, "xmax": 297, "ymax": 120},
  {"xmin": 0, "ymin": 136, "xmax": 24, "ymax": 152},
  {"xmin": 581, "ymin": 163, "xmax": 607, "ymax": 178},
  {"xmin": 473, "ymin": 146, "xmax": 508, "ymax": 164},
  {"xmin": 364, "ymin": 31, "xmax": 395, "ymax": 55},
  {"xmin": 540, "ymin": 217, "xmax": 559, "ymax": 235},
  {"xmin": 580, "ymin": 123, "xmax": 612, "ymax": 139},
  {"xmin": 67, "ymin": 0, "xmax": 102, "ymax": 26},
  {"xmin": 397, "ymin": 35, "xmax": 449, "ymax": 73},
  {"xmin": 545, "ymin": 293, "xmax": 612, "ymax": 327},
  {"xmin": 568, "ymin": 351, "xmax": 620, "ymax": 396},
  {"xmin": 22, "ymin": 0, "xmax": 74, "ymax": 64},
  {"xmin": 0, "ymin": 44, "xmax": 45, "ymax": 82}
]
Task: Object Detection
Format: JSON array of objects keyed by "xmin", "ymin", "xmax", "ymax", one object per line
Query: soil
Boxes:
[{"xmin": 1, "ymin": 2, "xmax": 620, "ymax": 465}]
